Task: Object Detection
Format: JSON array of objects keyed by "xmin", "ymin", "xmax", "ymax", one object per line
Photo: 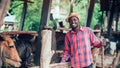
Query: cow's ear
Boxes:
[{"xmin": 0, "ymin": 34, "xmax": 5, "ymax": 41}]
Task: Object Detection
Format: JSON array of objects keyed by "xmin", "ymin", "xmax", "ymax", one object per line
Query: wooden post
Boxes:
[
  {"xmin": 86, "ymin": 0, "xmax": 95, "ymax": 27},
  {"xmin": 40, "ymin": 30, "xmax": 53, "ymax": 68},
  {"xmin": 113, "ymin": 51, "xmax": 120, "ymax": 68},
  {"xmin": 101, "ymin": 46, "xmax": 104, "ymax": 68},
  {"xmin": 101, "ymin": 11, "xmax": 104, "ymax": 68},
  {"xmin": 19, "ymin": 0, "xmax": 28, "ymax": 31},
  {"xmin": 115, "ymin": 11, "xmax": 119, "ymax": 31},
  {"xmin": 104, "ymin": 16, "xmax": 108, "ymax": 31},
  {"xmin": 0, "ymin": 0, "xmax": 11, "ymax": 26},
  {"xmin": 34, "ymin": 0, "xmax": 52, "ymax": 66},
  {"xmin": 107, "ymin": 0, "xmax": 115, "ymax": 37},
  {"xmin": 69, "ymin": 0, "xmax": 73, "ymax": 15}
]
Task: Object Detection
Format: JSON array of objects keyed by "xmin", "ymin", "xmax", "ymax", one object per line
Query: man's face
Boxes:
[{"xmin": 68, "ymin": 16, "xmax": 79, "ymax": 29}]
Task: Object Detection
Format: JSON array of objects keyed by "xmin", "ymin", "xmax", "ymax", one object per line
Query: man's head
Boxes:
[{"xmin": 66, "ymin": 13, "xmax": 80, "ymax": 29}]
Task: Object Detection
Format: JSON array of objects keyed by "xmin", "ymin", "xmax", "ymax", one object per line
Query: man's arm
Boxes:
[
  {"xmin": 89, "ymin": 29, "xmax": 101, "ymax": 47},
  {"xmin": 61, "ymin": 35, "xmax": 70, "ymax": 62}
]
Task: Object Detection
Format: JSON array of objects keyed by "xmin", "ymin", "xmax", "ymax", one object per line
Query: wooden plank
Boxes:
[
  {"xmin": 29, "ymin": 62, "xmax": 71, "ymax": 68},
  {"xmin": 113, "ymin": 31, "xmax": 120, "ymax": 35},
  {"xmin": 0, "ymin": 31, "xmax": 38, "ymax": 35},
  {"xmin": 0, "ymin": 29, "xmax": 99, "ymax": 35},
  {"xmin": 93, "ymin": 30, "xmax": 101, "ymax": 33},
  {"xmin": 50, "ymin": 62, "xmax": 71, "ymax": 68},
  {"xmin": 44, "ymin": 25, "xmax": 101, "ymax": 32},
  {"xmin": 55, "ymin": 50, "xmax": 64, "ymax": 54}
]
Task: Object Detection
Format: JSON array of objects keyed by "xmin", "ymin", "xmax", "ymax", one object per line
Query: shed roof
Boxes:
[{"xmin": 3, "ymin": 15, "xmax": 17, "ymax": 23}]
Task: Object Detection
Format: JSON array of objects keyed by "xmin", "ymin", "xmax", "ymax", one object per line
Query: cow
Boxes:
[
  {"xmin": 104, "ymin": 39, "xmax": 117, "ymax": 56},
  {"xmin": 0, "ymin": 34, "xmax": 21, "ymax": 68},
  {"xmin": 15, "ymin": 34, "xmax": 33, "ymax": 68}
]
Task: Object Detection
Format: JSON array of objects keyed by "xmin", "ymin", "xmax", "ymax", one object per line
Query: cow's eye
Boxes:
[{"xmin": 9, "ymin": 45, "xmax": 14, "ymax": 48}]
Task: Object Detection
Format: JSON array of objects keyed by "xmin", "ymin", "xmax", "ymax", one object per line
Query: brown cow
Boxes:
[{"xmin": 0, "ymin": 34, "xmax": 21, "ymax": 67}]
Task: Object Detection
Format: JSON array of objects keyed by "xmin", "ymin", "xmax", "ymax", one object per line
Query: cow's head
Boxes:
[{"xmin": 0, "ymin": 34, "xmax": 21, "ymax": 67}]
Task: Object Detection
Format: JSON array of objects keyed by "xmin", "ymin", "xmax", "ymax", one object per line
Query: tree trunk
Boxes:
[
  {"xmin": 107, "ymin": 0, "xmax": 115, "ymax": 37},
  {"xmin": 86, "ymin": 0, "xmax": 95, "ymax": 27},
  {"xmin": 19, "ymin": 0, "xmax": 28, "ymax": 31},
  {"xmin": 69, "ymin": 0, "xmax": 73, "ymax": 15}
]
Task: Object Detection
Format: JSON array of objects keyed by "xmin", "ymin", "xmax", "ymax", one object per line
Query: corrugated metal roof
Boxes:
[{"xmin": 3, "ymin": 15, "xmax": 17, "ymax": 22}]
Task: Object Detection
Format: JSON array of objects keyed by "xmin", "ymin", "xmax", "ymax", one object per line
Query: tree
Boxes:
[
  {"xmin": 10, "ymin": 0, "xmax": 103, "ymax": 30},
  {"xmin": 10, "ymin": 0, "xmax": 43, "ymax": 31},
  {"xmin": 74, "ymin": 0, "xmax": 102, "ymax": 28}
]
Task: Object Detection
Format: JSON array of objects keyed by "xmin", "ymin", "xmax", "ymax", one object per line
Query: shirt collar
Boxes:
[{"xmin": 70, "ymin": 26, "xmax": 83, "ymax": 33}]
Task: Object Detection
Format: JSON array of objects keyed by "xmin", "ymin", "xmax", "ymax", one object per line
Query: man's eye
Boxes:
[{"xmin": 74, "ymin": 19, "xmax": 78, "ymax": 21}]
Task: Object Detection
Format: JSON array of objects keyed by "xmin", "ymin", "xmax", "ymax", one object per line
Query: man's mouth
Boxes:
[{"xmin": 72, "ymin": 23, "xmax": 76, "ymax": 26}]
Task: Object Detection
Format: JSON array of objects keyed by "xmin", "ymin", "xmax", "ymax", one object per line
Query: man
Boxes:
[{"xmin": 61, "ymin": 13, "xmax": 105, "ymax": 68}]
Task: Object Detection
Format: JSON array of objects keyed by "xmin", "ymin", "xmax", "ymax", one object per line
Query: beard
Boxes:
[{"xmin": 70, "ymin": 23, "xmax": 79, "ymax": 30}]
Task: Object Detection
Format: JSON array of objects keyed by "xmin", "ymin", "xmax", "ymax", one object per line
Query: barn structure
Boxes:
[{"xmin": 0, "ymin": 0, "xmax": 120, "ymax": 68}]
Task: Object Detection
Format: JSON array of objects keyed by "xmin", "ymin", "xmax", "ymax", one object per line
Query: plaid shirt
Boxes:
[{"xmin": 61, "ymin": 27, "xmax": 101, "ymax": 68}]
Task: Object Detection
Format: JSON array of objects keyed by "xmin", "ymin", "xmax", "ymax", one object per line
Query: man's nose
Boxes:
[{"xmin": 72, "ymin": 21, "xmax": 76, "ymax": 24}]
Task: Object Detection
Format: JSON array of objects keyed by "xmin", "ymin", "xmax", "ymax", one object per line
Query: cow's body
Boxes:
[
  {"xmin": 0, "ymin": 34, "xmax": 34, "ymax": 68},
  {"xmin": 15, "ymin": 34, "xmax": 34, "ymax": 68}
]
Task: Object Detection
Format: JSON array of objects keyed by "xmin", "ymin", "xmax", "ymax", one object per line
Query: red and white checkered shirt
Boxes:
[{"xmin": 61, "ymin": 27, "xmax": 101, "ymax": 68}]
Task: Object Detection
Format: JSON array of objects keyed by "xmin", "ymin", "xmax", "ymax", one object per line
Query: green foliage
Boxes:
[
  {"xmin": 10, "ymin": 0, "xmax": 102, "ymax": 31},
  {"xmin": 10, "ymin": 0, "xmax": 43, "ymax": 31},
  {"xmin": 117, "ymin": 64, "xmax": 120, "ymax": 68},
  {"xmin": 48, "ymin": 19, "xmax": 59, "ymax": 27},
  {"xmin": 91, "ymin": 3, "xmax": 102, "ymax": 28},
  {"xmin": 59, "ymin": 0, "xmax": 70, "ymax": 15},
  {"xmin": 74, "ymin": 0, "xmax": 102, "ymax": 28},
  {"xmin": 10, "ymin": 1, "xmax": 23, "ymax": 20},
  {"xmin": 73, "ymin": 0, "xmax": 89, "ymax": 26}
]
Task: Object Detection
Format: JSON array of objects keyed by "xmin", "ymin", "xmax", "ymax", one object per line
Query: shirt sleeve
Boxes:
[
  {"xmin": 61, "ymin": 35, "xmax": 70, "ymax": 62},
  {"xmin": 89, "ymin": 28, "xmax": 101, "ymax": 47}
]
